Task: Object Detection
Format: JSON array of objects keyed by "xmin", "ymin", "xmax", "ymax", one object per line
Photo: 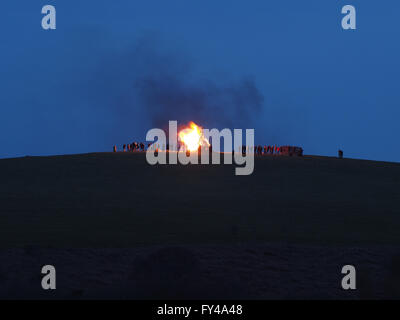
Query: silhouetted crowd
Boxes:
[
  {"xmin": 242, "ymin": 145, "xmax": 282, "ymax": 155},
  {"xmin": 113, "ymin": 142, "xmax": 146, "ymax": 153},
  {"xmin": 113, "ymin": 143, "xmax": 303, "ymax": 156}
]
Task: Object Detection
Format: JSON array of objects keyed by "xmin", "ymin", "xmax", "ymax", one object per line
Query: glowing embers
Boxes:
[{"xmin": 178, "ymin": 121, "xmax": 210, "ymax": 152}]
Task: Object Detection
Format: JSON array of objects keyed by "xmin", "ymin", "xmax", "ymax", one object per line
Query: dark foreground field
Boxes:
[{"xmin": 0, "ymin": 152, "xmax": 399, "ymax": 299}]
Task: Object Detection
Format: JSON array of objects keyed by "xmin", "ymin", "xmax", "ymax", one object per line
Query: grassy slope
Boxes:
[{"xmin": 0, "ymin": 152, "xmax": 399, "ymax": 248}]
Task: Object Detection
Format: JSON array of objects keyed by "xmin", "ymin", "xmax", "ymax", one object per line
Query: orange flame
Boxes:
[{"xmin": 178, "ymin": 122, "xmax": 210, "ymax": 152}]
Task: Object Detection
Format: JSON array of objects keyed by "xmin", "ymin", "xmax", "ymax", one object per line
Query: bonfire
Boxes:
[{"xmin": 178, "ymin": 122, "xmax": 210, "ymax": 152}]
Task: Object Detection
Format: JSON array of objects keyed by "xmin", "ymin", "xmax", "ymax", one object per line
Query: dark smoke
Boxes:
[
  {"xmin": 89, "ymin": 35, "xmax": 264, "ymax": 138},
  {"xmin": 135, "ymin": 70, "xmax": 264, "ymax": 130},
  {"xmin": 132, "ymin": 41, "xmax": 264, "ymax": 130}
]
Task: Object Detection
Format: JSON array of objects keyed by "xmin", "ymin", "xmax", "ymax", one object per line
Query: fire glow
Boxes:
[
  {"xmin": 145, "ymin": 120, "xmax": 255, "ymax": 175},
  {"xmin": 178, "ymin": 121, "xmax": 210, "ymax": 152}
]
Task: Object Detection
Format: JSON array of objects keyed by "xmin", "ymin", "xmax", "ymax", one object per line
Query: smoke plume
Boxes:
[
  {"xmin": 134, "ymin": 45, "xmax": 264, "ymax": 130},
  {"xmin": 89, "ymin": 35, "xmax": 264, "ymax": 140}
]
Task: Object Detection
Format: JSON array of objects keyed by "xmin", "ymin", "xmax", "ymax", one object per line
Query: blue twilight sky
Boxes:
[{"xmin": 0, "ymin": 0, "xmax": 399, "ymax": 161}]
